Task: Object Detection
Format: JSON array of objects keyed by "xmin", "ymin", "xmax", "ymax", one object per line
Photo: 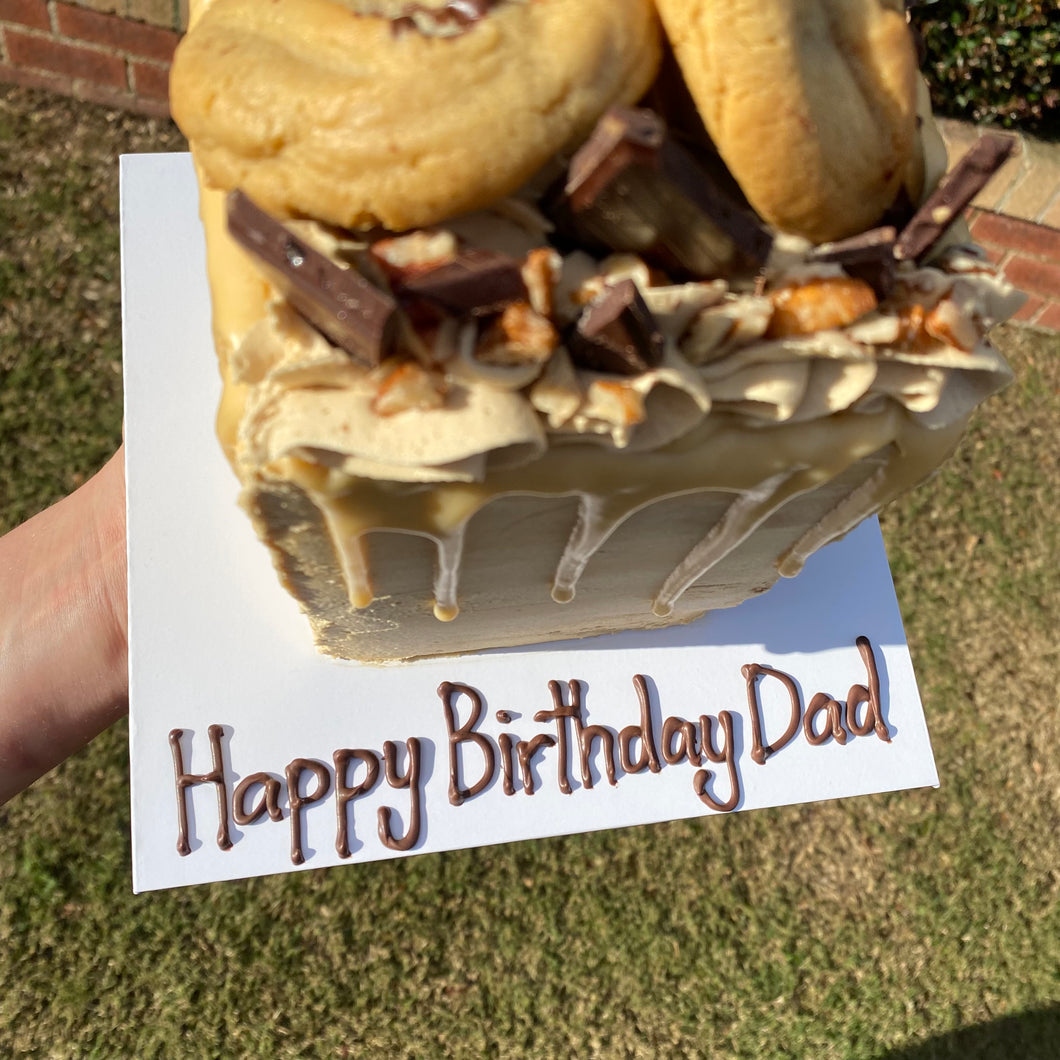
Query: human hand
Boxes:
[{"xmin": 0, "ymin": 446, "xmax": 128, "ymax": 804}]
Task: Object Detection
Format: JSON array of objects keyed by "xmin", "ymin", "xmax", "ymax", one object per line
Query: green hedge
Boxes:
[{"xmin": 915, "ymin": 1, "xmax": 1059, "ymax": 137}]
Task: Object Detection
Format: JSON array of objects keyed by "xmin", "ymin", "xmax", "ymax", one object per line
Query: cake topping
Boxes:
[
  {"xmin": 227, "ymin": 191, "xmax": 397, "ymax": 367},
  {"xmin": 765, "ymin": 277, "xmax": 879, "ymax": 339},
  {"xmin": 568, "ymin": 278, "xmax": 666, "ymax": 375},
  {"xmin": 812, "ymin": 227, "xmax": 898, "ymax": 298},
  {"xmin": 563, "ymin": 106, "xmax": 774, "ymax": 278},
  {"xmin": 565, "ymin": 106, "xmax": 665, "ymax": 213},
  {"xmin": 896, "ymin": 132, "xmax": 1017, "ymax": 262},
  {"xmin": 399, "ymin": 247, "xmax": 528, "ymax": 315}
]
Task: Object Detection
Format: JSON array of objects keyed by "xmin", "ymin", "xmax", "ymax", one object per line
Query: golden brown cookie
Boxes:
[
  {"xmin": 654, "ymin": 0, "xmax": 922, "ymax": 243},
  {"xmin": 170, "ymin": 0, "xmax": 661, "ymax": 231}
]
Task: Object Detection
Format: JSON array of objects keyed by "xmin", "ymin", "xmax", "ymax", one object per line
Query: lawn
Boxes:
[{"xmin": 2, "ymin": 83, "xmax": 1059, "ymax": 1059}]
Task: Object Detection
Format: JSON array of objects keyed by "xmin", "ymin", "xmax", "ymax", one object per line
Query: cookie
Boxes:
[
  {"xmin": 170, "ymin": 0, "xmax": 661, "ymax": 231},
  {"xmin": 653, "ymin": 0, "xmax": 923, "ymax": 244}
]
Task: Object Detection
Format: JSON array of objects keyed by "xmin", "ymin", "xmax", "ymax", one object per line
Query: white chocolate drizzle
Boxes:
[
  {"xmin": 650, "ymin": 469, "xmax": 806, "ymax": 618},
  {"xmin": 776, "ymin": 415, "xmax": 969, "ymax": 578},
  {"xmin": 432, "ymin": 528, "xmax": 465, "ymax": 621}
]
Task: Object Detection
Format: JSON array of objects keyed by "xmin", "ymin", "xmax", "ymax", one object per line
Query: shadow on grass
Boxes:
[{"xmin": 876, "ymin": 1005, "xmax": 1060, "ymax": 1060}]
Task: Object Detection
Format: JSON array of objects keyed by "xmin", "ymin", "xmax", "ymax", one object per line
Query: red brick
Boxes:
[
  {"xmin": 1012, "ymin": 293, "xmax": 1046, "ymax": 323},
  {"xmin": 129, "ymin": 57, "xmax": 169, "ymax": 100},
  {"xmin": 0, "ymin": 58, "xmax": 71, "ymax": 94},
  {"xmin": 72, "ymin": 75, "xmax": 170, "ymax": 117},
  {"xmin": 5, "ymin": 27, "xmax": 127, "ymax": 87},
  {"xmin": 1033, "ymin": 302, "xmax": 1060, "ymax": 332},
  {"xmin": 971, "ymin": 211, "xmax": 1060, "ymax": 261},
  {"xmin": 1004, "ymin": 254, "xmax": 1060, "ymax": 299},
  {"xmin": 0, "ymin": 0, "xmax": 49, "ymax": 31},
  {"xmin": 982, "ymin": 244, "xmax": 1011, "ymax": 268},
  {"xmin": 54, "ymin": 2, "xmax": 179, "ymax": 62}
]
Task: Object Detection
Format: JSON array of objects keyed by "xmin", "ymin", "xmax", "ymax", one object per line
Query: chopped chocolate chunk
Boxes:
[
  {"xmin": 399, "ymin": 247, "xmax": 527, "ymax": 315},
  {"xmin": 896, "ymin": 133, "xmax": 1017, "ymax": 262},
  {"xmin": 566, "ymin": 107, "xmax": 666, "ymax": 213},
  {"xmin": 814, "ymin": 226, "xmax": 898, "ymax": 298},
  {"xmin": 227, "ymin": 190, "xmax": 397, "ymax": 366},
  {"xmin": 560, "ymin": 106, "xmax": 773, "ymax": 279},
  {"xmin": 568, "ymin": 279, "xmax": 665, "ymax": 376},
  {"xmin": 879, "ymin": 183, "xmax": 918, "ymax": 233}
]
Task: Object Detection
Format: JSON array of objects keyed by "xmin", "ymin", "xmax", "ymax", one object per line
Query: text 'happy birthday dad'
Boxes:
[{"xmin": 168, "ymin": 637, "xmax": 890, "ymax": 866}]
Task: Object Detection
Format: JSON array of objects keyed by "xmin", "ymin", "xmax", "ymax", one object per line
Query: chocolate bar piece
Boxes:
[
  {"xmin": 814, "ymin": 226, "xmax": 898, "ymax": 298},
  {"xmin": 227, "ymin": 190, "xmax": 397, "ymax": 366},
  {"xmin": 896, "ymin": 133, "xmax": 1017, "ymax": 262},
  {"xmin": 399, "ymin": 247, "xmax": 527, "ymax": 315},
  {"xmin": 562, "ymin": 106, "xmax": 773, "ymax": 279},
  {"xmin": 566, "ymin": 107, "xmax": 665, "ymax": 213},
  {"xmin": 568, "ymin": 278, "xmax": 665, "ymax": 375}
]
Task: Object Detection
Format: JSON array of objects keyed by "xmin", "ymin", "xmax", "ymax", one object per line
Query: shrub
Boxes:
[{"xmin": 914, "ymin": 0, "xmax": 1059, "ymax": 137}]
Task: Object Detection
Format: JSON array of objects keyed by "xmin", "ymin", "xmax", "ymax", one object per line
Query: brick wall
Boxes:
[
  {"xmin": 0, "ymin": 0, "xmax": 185, "ymax": 118},
  {"xmin": 937, "ymin": 121, "xmax": 1060, "ymax": 334},
  {"xmin": 971, "ymin": 211, "xmax": 1060, "ymax": 333}
]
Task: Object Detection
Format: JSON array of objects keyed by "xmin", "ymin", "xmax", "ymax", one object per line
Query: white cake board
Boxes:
[{"xmin": 121, "ymin": 154, "xmax": 938, "ymax": 894}]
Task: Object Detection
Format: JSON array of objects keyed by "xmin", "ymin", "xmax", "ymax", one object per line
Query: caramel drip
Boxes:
[{"xmin": 313, "ymin": 492, "xmax": 374, "ymax": 608}]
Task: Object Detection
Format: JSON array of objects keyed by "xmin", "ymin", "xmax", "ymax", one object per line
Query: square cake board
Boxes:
[{"xmin": 121, "ymin": 154, "xmax": 938, "ymax": 894}]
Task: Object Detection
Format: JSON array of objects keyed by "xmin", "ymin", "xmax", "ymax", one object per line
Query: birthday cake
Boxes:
[{"xmin": 169, "ymin": 0, "xmax": 1022, "ymax": 661}]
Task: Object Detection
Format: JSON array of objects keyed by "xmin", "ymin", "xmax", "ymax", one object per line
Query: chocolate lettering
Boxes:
[
  {"xmin": 285, "ymin": 758, "xmax": 332, "ymax": 866},
  {"xmin": 514, "ymin": 734, "xmax": 556, "ymax": 796},
  {"xmin": 334, "ymin": 748, "xmax": 382, "ymax": 858},
  {"xmin": 693, "ymin": 710, "xmax": 740, "ymax": 813},
  {"xmin": 536, "ymin": 681, "xmax": 578, "ymax": 794},
  {"xmin": 618, "ymin": 674, "xmax": 662, "ymax": 774},
  {"xmin": 846, "ymin": 636, "xmax": 891, "ymax": 743},
  {"xmin": 440, "ymin": 681, "xmax": 497, "ymax": 806},
  {"xmin": 232, "ymin": 771, "xmax": 283, "ymax": 826},
  {"xmin": 163, "ymin": 650, "xmax": 894, "ymax": 867},
  {"xmin": 804, "ymin": 694, "xmax": 848, "ymax": 747},
  {"xmin": 743, "ymin": 663, "xmax": 803, "ymax": 766},
  {"xmin": 661, "ymin": 716, "xmax": 702, "ymax": 766},
  {"xmin": 169, "ymin": 726, "xmax": 232, "ymax": 856},
  {"xmin": 499, "ymin": 732, "xmax": 517, "ymax": 796},
  {"xmin": 570, "ymin": 679, "xmax": 618, "ymax": 790},
  {"xmin": 377, "ymin": 738, "xmax": 423, "ymax": 852}
]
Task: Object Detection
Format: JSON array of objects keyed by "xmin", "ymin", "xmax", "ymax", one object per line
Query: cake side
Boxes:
[
  {"xmin": 238, "ymin": 397, "xmax": 972, "ymax": 661},
  {"xmin": 242, "ymin": 453, "xmax": 896, "ymax": 661}
]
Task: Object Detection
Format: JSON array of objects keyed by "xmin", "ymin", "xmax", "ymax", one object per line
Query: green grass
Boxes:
[
  {"xmin": 0, "ymin": 87, "xmax": 182, "ymax": 527},
  {"xmin": 2, "ymin": 83, "xmax": 1060, "ymax": 1059}
]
